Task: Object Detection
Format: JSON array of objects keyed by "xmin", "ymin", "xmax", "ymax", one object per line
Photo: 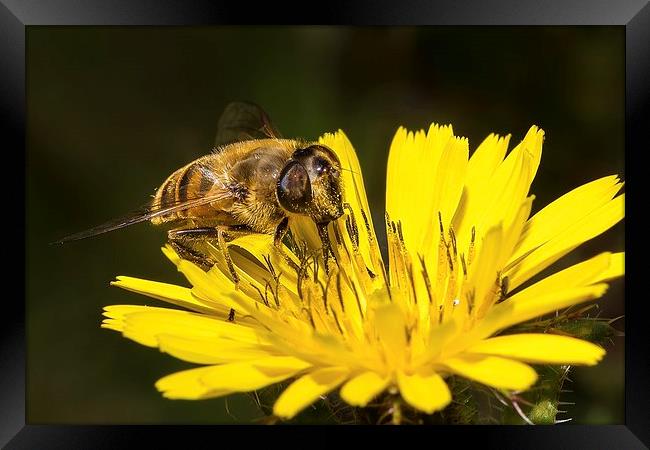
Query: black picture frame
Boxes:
[{"xmin": 6, "ymin": 0, "xmax": 647, "ymax": 447}]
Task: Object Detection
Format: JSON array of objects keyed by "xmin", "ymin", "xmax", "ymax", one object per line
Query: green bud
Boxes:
[
  {"xmin": 529, "ymin": 399, "xmax": 558, "ymax": 425},
  {"xmin": 552, "ymin": 319, "xmax": 618, "ymax": 345}
]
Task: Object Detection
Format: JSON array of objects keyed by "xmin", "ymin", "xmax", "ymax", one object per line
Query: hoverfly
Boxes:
[{"xmin": 57, "ymin": 102, "xmax": 349, "ymax": 282}]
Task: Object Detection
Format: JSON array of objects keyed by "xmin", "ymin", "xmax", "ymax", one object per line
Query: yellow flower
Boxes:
[{"xmin": 103, "ymin": 124, "xmax": 624, "ymax": 420}]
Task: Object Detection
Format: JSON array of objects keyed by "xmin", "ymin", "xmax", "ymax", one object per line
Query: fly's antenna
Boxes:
[{"xmin": 340, "ymin": 167, "xmax": 360, "ymax": 176}]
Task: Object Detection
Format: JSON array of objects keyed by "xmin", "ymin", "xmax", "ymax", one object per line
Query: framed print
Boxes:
[{"xmin": 6, "ymin": 0, "xmax": 648, "ymax": 447}]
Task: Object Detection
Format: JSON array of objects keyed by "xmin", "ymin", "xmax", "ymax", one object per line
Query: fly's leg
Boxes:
[
  {"xmin": 168, "ymin": 220, "xmax": 303, "ymax": 288},
  {"xmin": 273, "ymin": 217, "xmax": 301, "ymax": 275},
  {"xmin": 316, "ymin": 222, "xmax": 337, "ymax": 274},
  {"xmin": 343, "ymin": 203, "xmax": 360, "ymax": 251},
  {"xmin": 215, "ymin": 226, "xmax": 240, "ymax": 287},
  {"xmin": 168, "ymin": 225, "xmax": 253, "ymax": 287},
  {"xmin": 168, "ymin": 238, "xmax": 216, "ymax": 272},
  {"xmin": 273, "ymin": 217, "xmax": 290, "ymax": 250},
  {"xmin": 167, "ymin": 228, "xmax": 239, "ymax": 322}
]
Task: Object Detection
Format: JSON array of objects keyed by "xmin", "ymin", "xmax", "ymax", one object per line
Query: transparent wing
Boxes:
[
  {"xmin": 214, "ymin": 101, "xmax": 283, "ymax": 148},
  {"xmin": 53, "ymin": 192, "xmax": 230, "ymax": 244}
]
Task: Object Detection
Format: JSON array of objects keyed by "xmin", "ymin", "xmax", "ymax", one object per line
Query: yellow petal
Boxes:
[
  {"xmin": 386, "ymin": 124, "xmax": 457, "ymax": 252},
  {"xmin": 465, "ymin": 133, "xmax": 511, "ymax": 193},
  {"xmin": 103, "ymin": 304, "xmax": 159, "ymax": 321},
  {"xmin": 176, "ymin": 260, "xmax": 242, "ymax": 311},
  {"xmin": 397, "ymin": 371, "xmax": 451, "ymax": 414},
  {"xmin": 413, "ymin": 318, "xmax": 460, "ymax": 367},
  {"xmin": 111, "ymin": 276, "xmax": 225, "ymax": 315},
  {"xmin": 199, "ymin": 357, "xmax": 311, "ymax": 393},
  {"xmin": 506, "ymin": 193, "xmax": 624, "ymax": 290},
  {"xmin": 419, "ymin": 135, "xmax": 469, "ymax": 260},
  {"xmin": 593, "ymin": 252, "xmax": 625, "ymax": 283},
  {"xmin": 431, "ymin": 135, "xmax": 469, "ymax": 238},
  {"xmin": 155, "ymin": 366, "xmax": 230, "ymax": 400},
  {"xmin": 273, "ymin": 367, "xmax": 349, "ymax": 419},
  {"xmin": 467, "ymin": 334, "xmax": 605, "ymax": 365},
  {"xmin": 288, "ymin": 215, "xmax": 322, "ymax": 260},
  {"xmin": 320, "ymin": 130, "xmax": 382, "ymax": 273},
  {"xmin": 458, "ymin": 127, "xmax": 542, "ymax": 248},
  {"xmin": 161, "ymin": 245, "xmax": 182, "ymax": 266},
  {"xmin": 510, "ymin": 125, "xmax": 544, "ymax": 186},
  {"xmin": 511, "ymin": 252, "xmax": 616, "ymax": 301},
  {"xmin": 443, "ymin": 354, "xmax": 537, "ymax": 390},
  {"xmin": 453, "ymin": 133, "xmax": 510, "ymax": 243},
  {"xmin": 157, "ymin": 333, "xmax": 276, "ymax": 365},
  {"xmin": 474, "ymin": 136, "xmax": 534, "ymax": 238},
  {"xmin": 228, "ymin": 233, "xmax": 301, "ymax": 296},
  {"xmin": 476, "ymin": 284, "xmax": 608, "ymax": 340},
  {"xmin": 102, "ymin": 306, "xmax": 268, "ymax": 347},
  {"xmin": 468, "ymin": 225, "xmax": 503, "ymax": 316},
  {"xmin": 499, "ymin": 196, "xmax": 535, "ymax": 272},
  {"xmin": 372, "ymin": 303, "xmax": 407, "ymax": 368},
  {"xmin": 101, "ymin": 304, "xmax": 147, "ymax": 333},
  {"xmin": 510, "ymin": 175, "xmax": 622, "ymax": 263},
  {"xmin": 340, "ymin": 371, "xmax": 390, "ymax": 407}
]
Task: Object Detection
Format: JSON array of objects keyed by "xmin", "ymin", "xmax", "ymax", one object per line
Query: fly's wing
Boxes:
[
  {"xmin": 53, "ymin": 193, "xmax": 231, "ymax": 244},
  {"xmin": 214, "ymin": 101, "xmax": 283, "ymax": 148},
  {"xmin": 56, "ymin": 101, "xmax": 280, "ymax": 244}
]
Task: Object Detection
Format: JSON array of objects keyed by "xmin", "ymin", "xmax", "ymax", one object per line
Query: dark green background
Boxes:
[{"xmin": 27, "ymin": 27, "xmax": 624, "ymax": 424}]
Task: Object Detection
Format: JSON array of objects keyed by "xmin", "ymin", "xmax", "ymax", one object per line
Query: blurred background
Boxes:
[{"xmin": 27, "ymin": 27, "xmax": 624, "ymax": 424}]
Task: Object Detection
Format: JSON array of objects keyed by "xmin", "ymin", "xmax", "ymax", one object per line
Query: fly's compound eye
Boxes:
[
  {"xmin": 292, "ymin": 144, "xmax": 341, "ymax": 180},
  {"xmin": 313, "ymin": 156, "xmax": 331, "ymax": 176},
  {"xmin": 277, "ymin": 160, "xmax": 313, "ymax": 214}
]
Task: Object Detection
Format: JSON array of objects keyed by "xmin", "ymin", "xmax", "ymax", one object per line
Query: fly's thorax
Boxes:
[
  {"xmin": 226, "ymin": 144, "xmax": 295, "ymax": 233},
  {"xmin": 149, "ymin": 140, "xmax": 297, "ymax": 228}
]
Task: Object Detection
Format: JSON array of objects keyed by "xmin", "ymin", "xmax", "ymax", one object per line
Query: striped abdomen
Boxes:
[{"xmin": 150, "ymin": 157, "xmax": 225, "ymax": 225}]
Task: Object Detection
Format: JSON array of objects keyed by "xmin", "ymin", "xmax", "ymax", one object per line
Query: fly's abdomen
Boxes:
[{"xmin": 151, "ymin": 160, "xmax": 219, "ymax": 224}]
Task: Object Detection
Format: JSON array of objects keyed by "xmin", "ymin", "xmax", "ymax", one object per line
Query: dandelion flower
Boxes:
[{"xmin": 103, "ymin": 124, "xmax": 624, "ymax": 422}]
